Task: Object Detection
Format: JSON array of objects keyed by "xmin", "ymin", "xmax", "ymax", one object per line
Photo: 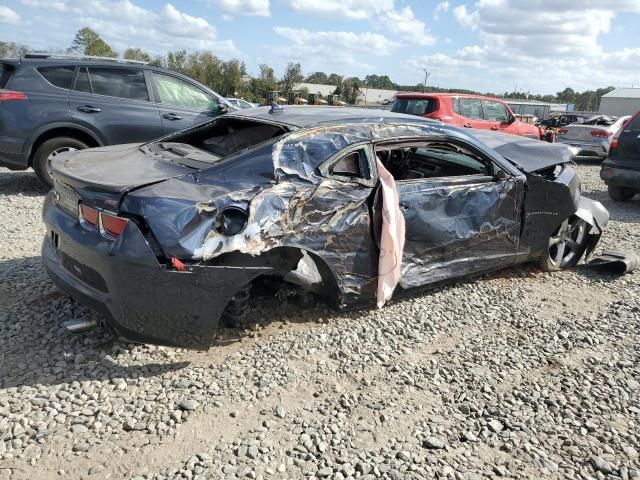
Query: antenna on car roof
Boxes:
[
  {"xmin": 23, "ymin": 53, "xmax": 149, "ymax": 65},
  {"xmin": 269, "ymin": 102, "xmax": 286, "ymax": 114}
]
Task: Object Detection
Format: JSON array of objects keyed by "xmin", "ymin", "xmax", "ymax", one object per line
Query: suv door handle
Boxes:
[
  {"xmin": 162, "ymin": 113, "xmax": 183, "ymax": 121},
  {"xmin": 491, "ymin": 126, "xmax": 499, "ymax": 130},
  {"xmin": 463, "ymin": 123, "xmax": 473, "ymax": 128},
  {"xmin": 77, "ymin": 105, "xmax": 101, "ymax": 113}
]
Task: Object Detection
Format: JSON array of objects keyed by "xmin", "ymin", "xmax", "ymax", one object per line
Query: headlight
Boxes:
[{"xmin": 215, "ymin": 207, "xmax": 248, "ymax": 236}]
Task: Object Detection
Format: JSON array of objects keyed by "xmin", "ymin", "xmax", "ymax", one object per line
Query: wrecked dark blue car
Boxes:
[{"xmin": 41, "ymin": 106, "xmax": 609, "ymax": 349}]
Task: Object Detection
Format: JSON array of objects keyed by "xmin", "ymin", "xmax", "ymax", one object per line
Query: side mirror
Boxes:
[
  {"xmin": 218, "ymin": 104, "xmax": 229, "ymax": 114},
  {"xmin": 508, "ymin": 114, "xmax": 516, "ymax": 124}
]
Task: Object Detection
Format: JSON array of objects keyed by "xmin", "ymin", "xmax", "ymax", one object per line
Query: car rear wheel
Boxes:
[
  {"xmin": 607, "ymin": 185, "xmax": 635, "ymax": 202},
  {"xmin": 33, "ymin": 137, "xmax": 88, "ymax": 188},
  {"xmin": 539, "ymin": 215, "xmax": 588, "ymax": 271}
]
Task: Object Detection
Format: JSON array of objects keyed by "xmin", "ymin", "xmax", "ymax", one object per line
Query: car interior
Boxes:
[
  {"xmin": 376, "ymin": 141, "xmax": 492, "ymax": 181},
  {"xmin": 153, "ymin": 117, "xmax": 289, "ymax": 162}
]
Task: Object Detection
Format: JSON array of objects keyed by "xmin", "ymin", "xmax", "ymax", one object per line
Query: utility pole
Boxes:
[{"xmin": 423, "ymin": 69, "xmax": 430, "ymax": 93}]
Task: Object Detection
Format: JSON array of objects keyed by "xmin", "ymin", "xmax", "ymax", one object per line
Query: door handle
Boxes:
[
  {"xmin": 77, "ymin": 105, "xmax": 101, "ymax": 113},
  {"xmin": 491, "ymin": 126, "xmax": 499, "ymax": 130},
  {"xmin": 399, "ymin": 202, "xmax": 410, "ymax": 210},
  {"xmin": 162, "ymin": 113, "xmax": 183, "ymax": 121},
  {"xmin": 463, "ymin": 123, "xmax": 473, "ymax": 128}
]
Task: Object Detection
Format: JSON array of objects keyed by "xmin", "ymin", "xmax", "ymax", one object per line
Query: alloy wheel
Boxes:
[{"xmin": 548, "ymin": 216, "xmax": 587, "ymax": 268}]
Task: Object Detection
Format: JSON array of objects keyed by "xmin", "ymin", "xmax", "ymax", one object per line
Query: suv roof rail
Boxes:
[{"xmin": 23, "ymin": 53, "xmax": 149, "ymax": 65}]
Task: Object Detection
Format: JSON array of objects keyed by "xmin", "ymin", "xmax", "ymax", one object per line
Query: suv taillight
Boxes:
[
  {"xmin": 591, "ymin": 130, "xmax": 613, "ymax": 138},
  {"xmin": 0, "ymin": 90, "xmax": 27, "ymax": 101}
]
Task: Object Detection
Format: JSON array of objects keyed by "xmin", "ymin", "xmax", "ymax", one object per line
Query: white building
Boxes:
[
  {"xmin": 294, "ymin": 83, "xmax": 397, "ymax": 104},
  {"xmin": 598, "ymin": 88, "xmax": 640, "ymax": 116}
]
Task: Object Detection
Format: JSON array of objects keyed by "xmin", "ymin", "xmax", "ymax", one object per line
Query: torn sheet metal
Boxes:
[
  {"xmin": 397, "ymin": 176, "xmax": 522, "ymax": 289},
  {"xmin": 375, "ymin": 159, "xmax": 405, "ymax": 308},
  {"xmin": 587, "ymin": 250, "xmax": 639, "ymax": 274}
]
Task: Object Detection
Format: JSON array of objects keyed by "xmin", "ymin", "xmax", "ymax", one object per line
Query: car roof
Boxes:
[
  {"xmin": 2, "ymin": 56, "xmax": 177, "ymax": 73},
  {"xmin": 395, "ymin": 92, "xmax": 501, "ymax": 101},
  {"xmin": 231, "ymin": 105, "xmax": 441, "ymax": 129}
]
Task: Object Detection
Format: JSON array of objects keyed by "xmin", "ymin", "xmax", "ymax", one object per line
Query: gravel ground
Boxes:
[{"xmin": 0, "ymin": 164, "xmax": 639, "ymax": 480}]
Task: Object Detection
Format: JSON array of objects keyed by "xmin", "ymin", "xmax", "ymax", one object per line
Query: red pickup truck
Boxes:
[{"xmin": 391, "ymin": 92, "xmax": 541, "ymax": 140}]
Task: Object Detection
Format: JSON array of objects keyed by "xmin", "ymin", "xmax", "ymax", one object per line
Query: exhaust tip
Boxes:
[{"xmin": 63, "ymin": 318, "xmax": 98, "ymax": 333}]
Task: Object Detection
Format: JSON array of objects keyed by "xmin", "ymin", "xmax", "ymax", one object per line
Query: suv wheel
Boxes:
[
  {"xmin": 33, "ymin": 137, "xmax": 88, "ymax": 188},
  {"xmin": 607, "ymin": 185, "xmax": 635, "ymax": 202}
]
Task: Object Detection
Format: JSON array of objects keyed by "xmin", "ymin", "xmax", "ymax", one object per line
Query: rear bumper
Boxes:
[
  {"xmin": 41, "ymin": 192, "xmax": 268, "ymax": 349},
  {"xmin": 556, "ymin": 138, "xmax": 608, "ymax": 158},
  {"xmin": 600, "ymin": 161, "xmax": 640, "ymax": 190}
]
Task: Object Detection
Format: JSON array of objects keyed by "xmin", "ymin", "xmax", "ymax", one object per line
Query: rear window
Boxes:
[
  {"xmin": 626, "ymin": 113, "xmax": 640, "ymax": 131},
  {"xmin": 0, "ymin": 64, "xmax": 15, "ymax": 88},
  {"xmin": 38, "ymin": 66, "xmax": 75, "ymax": 89},
  {"xmin": 391, "ymin": 98, "xmax": 437, "ymax": 116}
]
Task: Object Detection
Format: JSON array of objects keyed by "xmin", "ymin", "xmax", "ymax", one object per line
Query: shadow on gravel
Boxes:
[
  {"xmin": 0, "ymin": 169, "xmax": 48, "ymax": 197},
  {"xmin": 0, "ymin": 255, "xmax": 190, "ymax": 389}
]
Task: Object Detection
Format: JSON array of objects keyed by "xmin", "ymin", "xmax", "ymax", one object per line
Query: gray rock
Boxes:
[{"xmin": 422, "ymin": 437, "xmax": 446, "ymax": 449}]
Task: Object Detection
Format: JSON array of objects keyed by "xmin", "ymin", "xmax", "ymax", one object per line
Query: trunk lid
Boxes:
[{"xmin": 51, "ymin": 143, "xmax": 198, "ymax": 195}]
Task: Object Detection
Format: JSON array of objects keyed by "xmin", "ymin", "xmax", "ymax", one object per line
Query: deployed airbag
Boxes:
[{"xmin": 376, "ymin": 159, "xmax": 406, "ymax": 307}]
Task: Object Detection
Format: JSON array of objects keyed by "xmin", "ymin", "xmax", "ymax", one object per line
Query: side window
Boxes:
[
  {"xmin": 38, "ymin": 66, "xmax": 75, "ymax": 89},
  {"xmin": 377, "ymin": 142, "xmax": 491, "ymax": 181},
  {"xmin": 330, "ymin": 149, "xmax": 372, "ymax": 180},
  {"xmin": 483, "ymin": 100, "xmax": 509, "ymax": 122},
  {"xmin": 153, "ymin": 73, "xmax": 218, "ymax": 111},
  {"xmin": 332, "ymin": 152, "xmax": 362, "ymax": 177},
  {"xmin": 459, "ymin": 98, "xmax": 483, "ymax": 120},
  {"xmin": 87, "ymin": 67, "xmax": 148, "ymax": 101},
  {"xmin": 74, "ymin": 67, "xmax": 91, "ymax": 93}
]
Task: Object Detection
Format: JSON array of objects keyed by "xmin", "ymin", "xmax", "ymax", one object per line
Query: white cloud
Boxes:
[
  {"xmin": 210, "ymin": 0, "xmax": 270, "ymax": 17},
  {"xmin": 380, "ymin": 6, "xmax": 435, "ymax": 46},
  {"xmin": 287, "ymin": 0, "xmax": 393, "ymax": 19},
  {"xmin": 453, "ymin": 0, "xmax": 640, "ymax": 57},
  {"xmin": 0, "ymin": 5, "xmax": 21, "ymax": 24},
  {"xmin": 21, "ymin": 0, "xmax": 67, "ymax": 11},
  {"xmin": 67, "ymin": 1, "xmax": 240, "ymax": 57},
  {"xmin": 272, "ymin": 27, "xmax": 400, "ymax": 74},
  {"xmin": 434, "ymin": 1, "xmax": 449, "ymax": 18}
]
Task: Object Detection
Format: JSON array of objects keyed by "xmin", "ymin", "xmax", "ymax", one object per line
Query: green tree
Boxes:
[
  {"xmin": 70, "ymin": 27, "xmax": 117, "ymax": 57},
  {"xmin": 305, "ymin": 71, "xmax": 328, "ymax": 84},
  {"xmin": 123, "ymin": 47, "xmax": 151, "ymax": 62},
  {"xmin": 281, "ymin": 62, "xmax": 303, "ymax": 94},
  {"xmin": 221, "ymin": 59, "xmax": 247, "ymax": 96},
  {"xmin": 327, "ymin": 73, "xmax": 343, "ymax": 86},
  {"xmin": 364, "ymin": 74, "xmax": 394, "ymax": 90},
  {"xmin": 0, "ymin": 41, "xmax": 29, "ymax": 57}
]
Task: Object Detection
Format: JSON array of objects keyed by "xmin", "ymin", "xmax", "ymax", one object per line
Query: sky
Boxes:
[{"xmin": 1, "ymin": 0, "xmax": 640, "ymax": 95}]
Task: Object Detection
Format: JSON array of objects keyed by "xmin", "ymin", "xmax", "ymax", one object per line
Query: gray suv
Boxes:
[{"xmin": 0, "ymin": 54, "xmax": 233, "ymax": 186}]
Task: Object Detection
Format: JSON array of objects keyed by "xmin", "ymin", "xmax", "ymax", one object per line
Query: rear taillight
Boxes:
[
  {"xmin": 557, "ymin": 128, "xmax": 568, "ymax": 135},
  {"xmin": 100, "ymin": 212, "xmax": 129, "ymax": 238},
  {"xmin": 79, "ymin": 204, "xmax": 99, "ymax": 228},
  {"xmin": 591, "ymin": 130, "xmax": 613, "ymax": 138},
  {"xmin": 0, "ymin": 90, "xmax": 27, "ymax": 102}
]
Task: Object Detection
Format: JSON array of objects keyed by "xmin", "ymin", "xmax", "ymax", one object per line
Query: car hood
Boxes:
[
  {"xmin": 471, "ymin": 130, "xmax": 577, "ymax": 173},
  {"xmin": 51, "ymin": 143, "xmax": 195, "ymax": 194}
]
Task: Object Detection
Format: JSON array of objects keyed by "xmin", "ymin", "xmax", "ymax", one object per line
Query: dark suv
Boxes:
[
  {"xmin": 0, "ymin": 54, "xmax": 233, "ymax": 186},
  {"xmin": 600, "ymin": 109, "xmax": 640, "ymax": 202}
]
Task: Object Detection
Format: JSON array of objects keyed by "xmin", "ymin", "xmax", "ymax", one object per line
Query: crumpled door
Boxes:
[{"xmin": 396, "ymin": 175, "xmax": 522, "ymax": 288}]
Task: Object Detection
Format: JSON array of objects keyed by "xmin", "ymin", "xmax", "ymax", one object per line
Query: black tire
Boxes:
[
  {"xmin": 538, "ymin": 216, "xmax": 588, "ymax": 272},
  {"xmin": 607, "ymin": 185, "xmax": 635, "ymax": 202},
  {"xmin": 33, "ymin": 137, "xmax": 88, "ymax": 188}
]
